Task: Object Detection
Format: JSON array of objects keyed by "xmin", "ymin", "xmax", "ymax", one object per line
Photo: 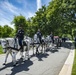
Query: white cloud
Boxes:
[
  {"xmin": 0, "ymin": 10, "xmax": 12, "ymax": 21},
  {"xmin": 27, "ymin": 12, "xmax": 35, "ymax": 18},
  {"xmin": 0, "ymin": 18, "xmax": 14, "ymax": 29},
  {"xmin": 16, "ymin": 0, "xmax": 25, "ymax": 4},
  {"xmin": 37, "ymin": 0, "xmax": 42, "ymax": 11},
  {"xmin": 16, "ymin": 0, "xmax": 22, "ymax": 4},
  {"xmin": 0, "ymin": 8, "xmax": 14, "ymax": 28},
  {"xmin": 0, "ymin": 0, "xmax": 19, "ymax": 15},
  {"xmin": 0, "ymin": 0, "xmax": 20, "ymax": 28},
  {"xmin": 0, "ymin": 0, "xmax": 42, "ymax": 29}
]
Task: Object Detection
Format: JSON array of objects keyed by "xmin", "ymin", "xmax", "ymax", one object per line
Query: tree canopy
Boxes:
[
  {"xmin": 0, "ymin": 25, "xmax": 14, "ymax": 38},
  {"xmin": 1, "ymin": 0, "xmax": 76, "ymax": 39}
]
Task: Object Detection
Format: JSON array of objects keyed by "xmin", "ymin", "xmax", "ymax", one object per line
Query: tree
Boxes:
[
  {"xmin": 12, "ymin": 15, "xmax": 28, "ymax": 34},
  {"xmin": 31, "ymin": 5, "xmax": 47, "ymax": 35},
  {"xmin": 11, "ymin": 0, "xmax": 76, "ymax": 38},
  {"xmin": 46, "ymin": 0, "xmax": 76, "ymax": 38},
  {"xmin": 0, "ymin": 26, "xmax": 3, "ymax": 38},
  {"xmin": 2, "ymin": 25, "xmax": 13, "ymax": 37}
]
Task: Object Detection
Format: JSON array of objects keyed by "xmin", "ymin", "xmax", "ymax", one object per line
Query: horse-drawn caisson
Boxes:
[
  {"xmin": 0, "ymin": 34, "xmax": 61, "ymax": 66},
  {"xmin": 0, "ymin": 37, "xmax": 30, "ymax": 66}
]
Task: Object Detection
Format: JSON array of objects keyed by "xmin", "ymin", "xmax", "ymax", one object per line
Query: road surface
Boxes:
[{"xmin": 0, "ymin": 42, "xmax": 71, "ymax": 75}]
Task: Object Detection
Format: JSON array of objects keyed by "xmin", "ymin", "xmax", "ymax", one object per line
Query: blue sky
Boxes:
[{"xmin": 0, "ymin": 0, "xmax": 51, "ymax": 28}]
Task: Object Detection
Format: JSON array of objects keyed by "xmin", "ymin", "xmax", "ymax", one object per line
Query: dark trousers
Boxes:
[
  {"xmin": 39, "ymin": 38, "xmax": 42, "ymax": 44},
  {"xmin": 18, "ymin": 39, "xmax": 23, "ymax": 52},
  {"xmin": 52, "ymin": 39, "xmax": 54, "ymax": 44}
]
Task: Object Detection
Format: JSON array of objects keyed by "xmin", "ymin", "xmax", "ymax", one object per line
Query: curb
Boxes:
[{"xmin": 59, "ymin": 49, "xmax": 75, "ymax": 75}]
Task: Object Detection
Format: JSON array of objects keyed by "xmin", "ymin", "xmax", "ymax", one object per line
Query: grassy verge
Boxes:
[
  {"xmin": 0, "ymin": 45, "xmax": 3, "ymax": 54},
  {"xmin": 71, "ymin": 47, "xmax": 76, "ymax": 75}
]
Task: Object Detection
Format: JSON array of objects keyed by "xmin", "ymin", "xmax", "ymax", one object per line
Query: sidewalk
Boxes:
[{"xmin": 59, "ymin": 41, "xmax": 75, "ymax": 75}]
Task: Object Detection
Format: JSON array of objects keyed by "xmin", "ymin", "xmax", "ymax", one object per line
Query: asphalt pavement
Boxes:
[{"xmin": 0, "ymin": 42, "xmax": 72, "ymax": 75}]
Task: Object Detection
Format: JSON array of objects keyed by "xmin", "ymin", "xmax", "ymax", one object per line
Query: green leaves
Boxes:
[
  {"xmin": 1, "ymin": 0, "xmax": 76, "ymax": 38},
  {"xmin": 12, "ymin": 15, "xmax": 27, "ymax": 34},
  {"xmin": 46, "ymin": 0, "xmax": 76, "ymax": 38},
  {"xmin": 0, "ymin": 25, "xmax": 14, "ymax": 38}
]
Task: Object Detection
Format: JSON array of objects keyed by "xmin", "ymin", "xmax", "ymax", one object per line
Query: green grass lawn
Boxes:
[
  {"xmin": 0, "ymin": 45, "xmax": 3, "ymax": 54},
  {"xmin": 71, "ymin": 47, "xmax": 76, "ymax": 75}
]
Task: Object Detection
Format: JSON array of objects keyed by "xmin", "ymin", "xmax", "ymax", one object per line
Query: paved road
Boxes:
[{"xmin": 0, "ymin": 43, "xmax": 71, "ymax": 75}]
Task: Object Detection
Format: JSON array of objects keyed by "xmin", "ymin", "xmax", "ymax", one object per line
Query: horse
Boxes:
[
  {"xmin": 1, "ymin": 37, "xmax": 30, "ymax": 66},
  {"xmin": 44, "ymin": 35, "xmax": 52, "ymax": 48},
  {"xmin": 23, "ymin": 35, "xmax": 39, "ymax": 55},
  {"xmin": 54, "ymin": 36, "xmax": 62, "ymax": 48},
  {"xmin": 32, "ymin": 34, "xmax": 47, "ymax": 54}
]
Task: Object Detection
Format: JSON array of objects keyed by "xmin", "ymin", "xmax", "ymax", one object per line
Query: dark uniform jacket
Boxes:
[
  {"xmin": 37, "ymin": 31, "xmax": 42, "ymax": 39},
  {"xmin": 50, "ymin": 34, "xmax": 54, "ymax": 40},
  {"xmin": 16, "ymin": 29, "xmax": 24, "ymax": 40}
]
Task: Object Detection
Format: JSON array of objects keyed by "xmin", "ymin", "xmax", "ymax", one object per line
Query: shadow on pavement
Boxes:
[
  {"xmin": 46, "ymin": 47, "xmax": 59, "ymax": 53},
  {"xmin": 30, "ymin": 52, "xmax": 49, "ymax": 61},
  {"xmin": 0, "ymin": 62, "xmax": 13, "ymax": 71},
  {"xmin": 0, "ymin": 59, "xmax": 33, "ymax": 75},
  {"xmin": 1, "ymin": 42, "xmax": 74, "ymax": 75},
  {"xmin": 36, "ymin": 53, "xmax": 49, "ymax": 61},
  {"xmin": 10, "ymin": 52, "xmax": 49, "ymax": 75},
  {"xmin": 10, "ymin": 60, "xmax": 33, "ymax": 75},
  {"xmin": 61, "ymin": 41, "xmax": 75, "ymax": 49},
  {"xmin": 50, "ymin": 49, "xmax": 59, "ymax": 53}
]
